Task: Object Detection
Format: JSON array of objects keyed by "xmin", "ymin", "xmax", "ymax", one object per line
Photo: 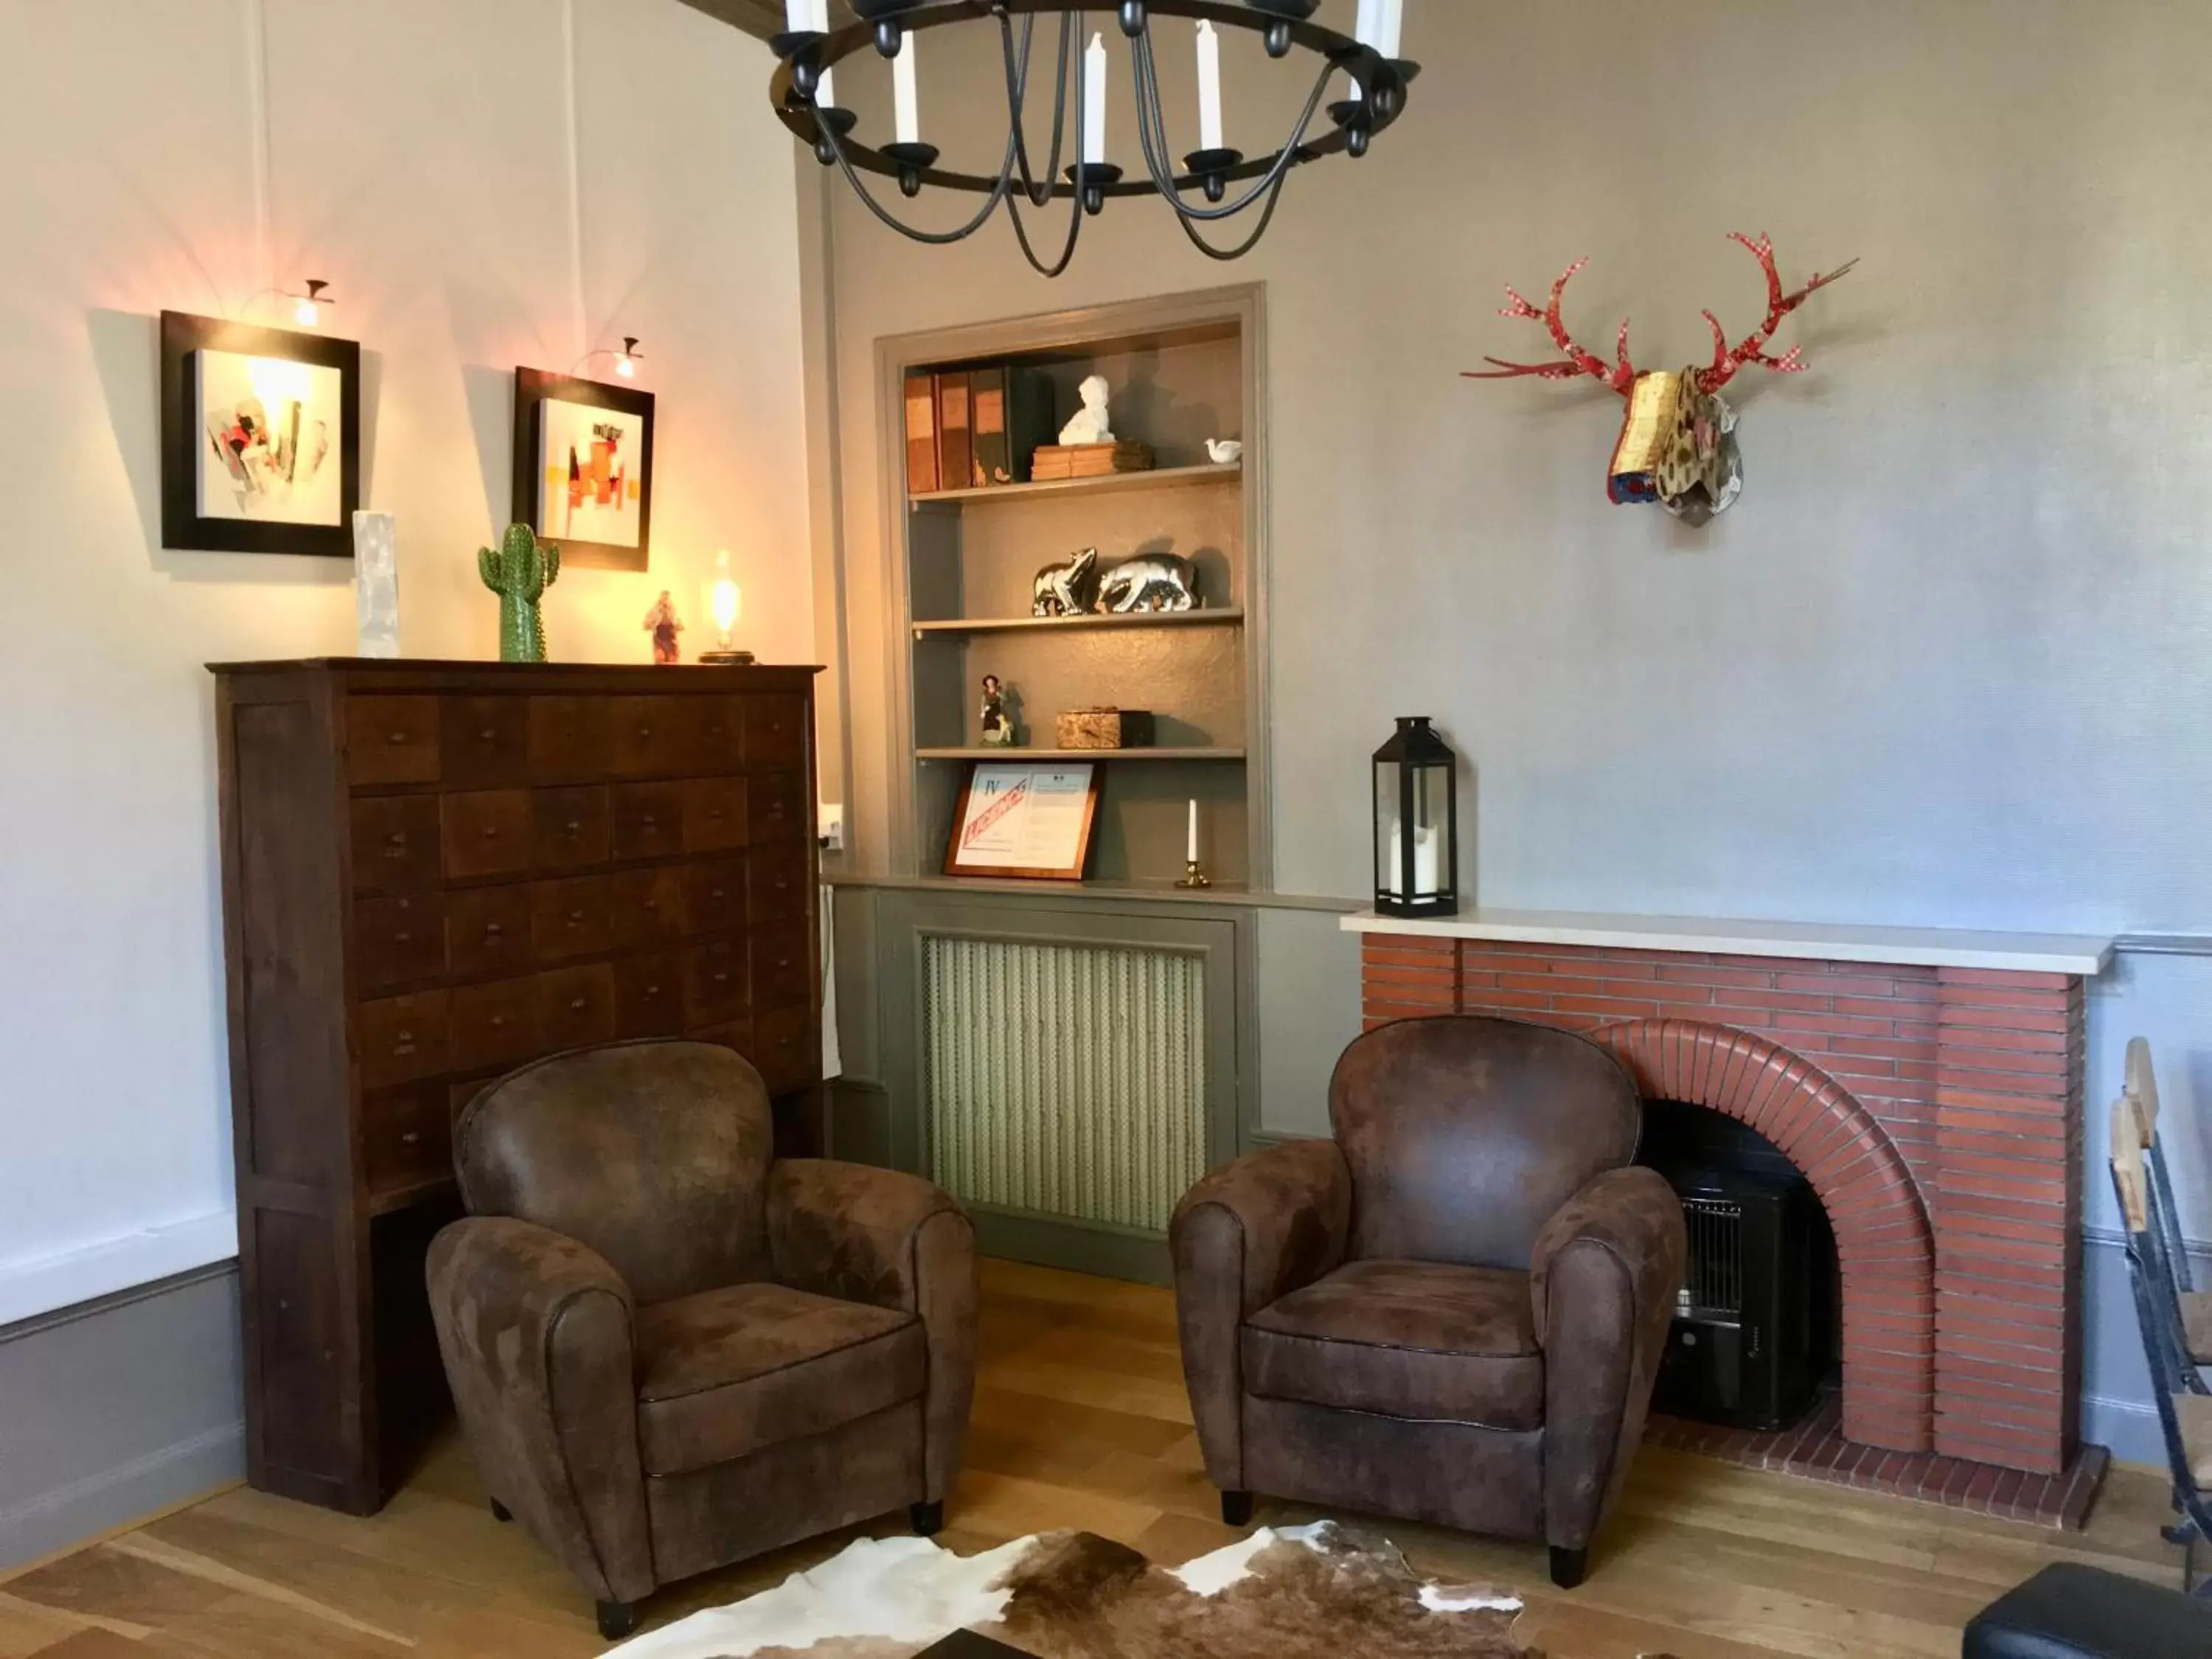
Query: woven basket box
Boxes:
[{"xmin": 1054, "ymin": 708, "xmax": 1155, "ymax": 749}]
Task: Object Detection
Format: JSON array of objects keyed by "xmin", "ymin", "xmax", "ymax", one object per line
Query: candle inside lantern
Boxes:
[
  {"xmin": 892, "ymin": 30, "xmax": 918, "ymax": 145},
  {"xmin": 1195, "ymin": 20, "xmax": 1222, "ymax": 153},
  {"xmin": 1083, "ymin": 32, "xmax": 1107, "ymax": 165},
  {"xmin": 1186, "ymin": 798, "xmax": 1198, "ymax": 863}
]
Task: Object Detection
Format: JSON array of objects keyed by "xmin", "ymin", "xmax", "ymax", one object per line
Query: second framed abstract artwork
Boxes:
[{"xmin": 512, "ymin": 366, "xmax": 655, "ymax": 571}]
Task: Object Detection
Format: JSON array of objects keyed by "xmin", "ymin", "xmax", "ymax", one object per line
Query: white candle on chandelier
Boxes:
[
  {"xmin": 1346, "ymin": 0, "xmax": 1380, "ymax": 99},
  {"xmin": 891, "ymin": 30, "xmax": 918, "ymax": 145},
  {"xmin": 1378, "ymin": 0, "xmax": 1405, "ymax": 60},
  {"xmin": 808, "ymin": 0, "xmax": 835, "ymax": 106},
  {"xmin": 783, "ymin": 0, "xmax": 807, "ymax": 31},
  {"xmin": 1195, "ymin": 19, "xmax": 1222, "ymax": 153},
  {"xmin": 1083, "ymin": 31, "xmax": 1107, "ymax": 164},
  {"xmin": 1186, "ymin": 798, "xmax": 1199, "ymax": 863}
]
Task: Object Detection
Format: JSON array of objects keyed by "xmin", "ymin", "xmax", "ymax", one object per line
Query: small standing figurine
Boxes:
[
  {"xmin": 1057, "ymin": 374, "xmax": 1114, "ymax": 445},
  {"xmin": 979, "ymin": 675, "xmax": 1014, "ymax": 746},
  {"xmin": 643, "ymin": 590, "xmax": 684, "ymax": 664}
]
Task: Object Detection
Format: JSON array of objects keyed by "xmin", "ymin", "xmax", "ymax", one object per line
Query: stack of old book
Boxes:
[
  {"xmin": 1029, "ymin": 440, "xmax": 1155, "ymax": 481},
  {"xmin": 903, "ymin": 364, "xmax": 1057, "ymax": 493}
]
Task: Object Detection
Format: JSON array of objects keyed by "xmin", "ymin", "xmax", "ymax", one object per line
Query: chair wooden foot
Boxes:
[
  {"xmin": 911, "ymin": 1500, "xmax": 945, "ymax": 1537},
  {"xmin": 1220, "ymin": 1489, "xmax": 1253, "ymax": 1527},
  {"xmin": 1549, "ymin": 1546, "xmax": 1587, "ymax": 1590},
  {"xmin": 596, "ymin": 1601, "xmax": 638, "ymax": 1641},
  {"xmin": 489, "ymin": 1498, "xmax": 512, "ymax": 1523}
]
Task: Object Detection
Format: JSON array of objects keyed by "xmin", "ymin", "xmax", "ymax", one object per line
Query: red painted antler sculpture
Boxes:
[{"xmin": 1466, "ymin": 233, "xmax": 1857, "ymax": 524}]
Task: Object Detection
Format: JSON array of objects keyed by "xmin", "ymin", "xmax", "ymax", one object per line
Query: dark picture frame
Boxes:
[
  {"xmin": 943, "ymin": 761, "xmax": 1102, "ymax": 882},
  {"xmin": 159, "ymin": 310, "xmax": 361, "ymax": 556},
  {"xmin": 512, "ymin": 366, "xmax": 655, "ymax": 571}
]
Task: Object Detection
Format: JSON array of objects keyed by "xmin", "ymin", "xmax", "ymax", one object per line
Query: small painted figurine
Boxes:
[
  {"xmin": 643, "ymin": 590, "xmax": 684, "ymax": 664},
  {"xmin": 980, "ymin": 675, "xmax": 1014, "ymax": 745}
]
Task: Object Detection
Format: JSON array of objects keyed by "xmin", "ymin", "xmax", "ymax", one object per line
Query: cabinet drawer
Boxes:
[
  {"xmin": 745, "ymin": 695, "xmax": 807, "ymax": 770},
  {"xmin": 441, "ymin": 696, "xmax": 529, "ymax": 789},
  {"xmin": 538, "ymin": 964, "xmax": 617, "ymax": 1053},
  {"xmin": 350, "ymin": 795, "xmax": 442, "ymax": 894},
  {"xmin": 531, "ymin": 785, "xmax": 611, "ymax": 871},
  {"xmin": 683, "ymin": 859, "xmax": 748, "ymax": 936},
  {"xmin": 358, "ymin": 992, "xmax": 450, "ymax": 1091},
  {"xmin": 683, "ymin": 776, "xmax": 749, "ymax": 852},
  {"xmin": 748, "ymin": 772, "xmax": 804, "ymax": 844},
  {"xmin": 531, "ymin": 875, "xmax": 613, "ymax": 964},
  {"xmin": 613, "ymin": 866, "xmax": 686, "ymax": 947},
  {"xmin": 608, "ymin": 696, "xmax": 693, "ymax": 779},
  {"xmin": 347, "ymin": 696, "xmax": 440, "ymax": 787},
  {"xmin": 683, "ymin": 939, "xmax": 748, "ymax": 1026},
  {"xmin": 613, "ymin": 782, "xmax": 684, "ymax": 861},
  {"xmin": 616, "ymin": 953, "xmax": 685, "ymax": 1038},
  {"xmin": 355, "ymin": 894, "xmax": 447, "ymax": 992},
  {"xmin": 747, "ymin": 846, "xmax": 809, "ymax": 926},
  {"xmin": 694, "ymin": 696, "xmax": 747, "ymax": 770},
  {"xmin": 750, "ymin": 925, "xmax": 811, "ymax": 1011},
  {"xmin": 442, "ymin": 791, "xmax": 533, "ymax": 880},
  {"xmin": 451, "ymin": 976, "xmax": 540, "ymax": 1073},
  {"xmin": 753, "ymin": 1005, "xmax": 815, "ymax": 1094},
  {"xmin": 529, "ymin": 696, "xmax": 610, "ymax": 782},
  {"xmin": 362, "ymin": 1087, "xmax": 453, "ymax": 1200},
  {"xmin": 447, "ymin": 886, "xmax": 534, "ymax": 981}
]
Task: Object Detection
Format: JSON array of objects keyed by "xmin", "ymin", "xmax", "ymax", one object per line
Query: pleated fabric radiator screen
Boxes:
[{"xmin": 923, "ymin": 936, "xmax": 1208, "ymax": 1234}]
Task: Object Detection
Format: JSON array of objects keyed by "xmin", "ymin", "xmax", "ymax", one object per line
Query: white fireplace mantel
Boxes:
[{"xmin": 1341, "ymin": 908, "xmax": 2114, "ymax": 976}]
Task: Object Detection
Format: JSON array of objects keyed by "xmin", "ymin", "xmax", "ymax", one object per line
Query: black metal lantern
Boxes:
[{"xmin": 1372, "ymin": 716, "xmax": 1458, "ymax": 918}]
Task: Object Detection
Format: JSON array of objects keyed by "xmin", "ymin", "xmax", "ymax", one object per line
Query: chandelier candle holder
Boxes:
[{"xmin": 768, "ymin": 1, "xmax": 1419, "ymax": 276}]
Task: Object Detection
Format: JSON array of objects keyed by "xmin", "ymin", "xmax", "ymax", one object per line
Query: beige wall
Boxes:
[
  {"xmin": 0, "ymin": 0, "xmax": 807, "ymax": 1319},
  {"xmin": 807, "ymin": 0, "xmax": 2212, "ymax": 1458}
]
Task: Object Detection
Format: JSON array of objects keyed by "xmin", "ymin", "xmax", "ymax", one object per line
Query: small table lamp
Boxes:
[{"xmin": 698, "ymin": 549, "xmax": 754, "ymax": 664}]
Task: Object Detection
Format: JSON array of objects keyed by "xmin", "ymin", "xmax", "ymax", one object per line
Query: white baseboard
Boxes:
[
  {"xmin": 0, "ymin": 1419, "xmax": 243, "ymax": 1570},
  {"xmin": 0, "ymin": 1212, "xmax": 239, "ymax": 1329}
]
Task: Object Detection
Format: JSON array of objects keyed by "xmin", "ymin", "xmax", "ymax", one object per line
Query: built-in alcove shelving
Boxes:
[{"xmin": 885, "ymin": 291, "xmax": 1267, "ymax": 893}]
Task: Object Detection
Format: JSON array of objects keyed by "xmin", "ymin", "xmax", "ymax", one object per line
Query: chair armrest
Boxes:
[
  {"xmin": 1168, "ymin": 1138, "xmax": 1352, "ymax": 1492},
  {"xmin": 425, "ymin": 1217, "xmax": 653, "ymax": 1606},
  {"xmin": 766, "ymin": 1160, "xmax": 977, "ymax": 1500},
  {"xmin": 1528, "ymin": 1166, "xmax": 1686, "ymax": 1552}
]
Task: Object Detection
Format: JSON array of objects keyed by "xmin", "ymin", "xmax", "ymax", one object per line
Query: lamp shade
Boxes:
[{"xmin": 1372, "ymin": 715, "xmax": 1457, "ymax": 918}]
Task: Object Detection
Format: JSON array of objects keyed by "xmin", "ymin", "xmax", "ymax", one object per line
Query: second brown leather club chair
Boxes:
[
  {"xmin": 425, "ymin": 1040, "xmax": 977, "ymax": 1638},
  {"xmin": 1169, "ymin": 1015, "xmax": 1686, "ymax": 1588}
]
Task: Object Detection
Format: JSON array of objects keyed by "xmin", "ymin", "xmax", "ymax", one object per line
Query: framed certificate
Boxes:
[{"xmin": 944, "ymin": 762, "xmax": 1102, "ymax": 881}]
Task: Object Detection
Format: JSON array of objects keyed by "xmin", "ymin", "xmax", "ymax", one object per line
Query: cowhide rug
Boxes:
[{"xmin": 611, "ymin": 1521, "xmax": 1544, "ymax": 1658}]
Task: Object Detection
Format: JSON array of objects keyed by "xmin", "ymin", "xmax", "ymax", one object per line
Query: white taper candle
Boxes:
[
  {"xmin": 1195, "ymin": 21, "xmax": 1222, "ymax": 153},
  {"xmin": 892, "ymin": 31, "xmax": 918, "ymax": 145},
  {"xmin": 1083, "ymin": 32, "xmax": 1107, "ymax": 164},
  {"xmin": 784, "ymin": 0, "xmax": 807, "ymax": 30},
  {"xmin": 1378, "ymin": 0, "xmax": 1404, "ymax": 60},
  {"xmin": 1187, "ymin": 798, "xmax": 1198, "ymax": 863},
  {"xmin": 808, "ymin": 0, "xmax": 835, "ymax": 105},
  {"xmin": 1346, "ymin": 0, "xmax": 1381, "ymax": 99}
]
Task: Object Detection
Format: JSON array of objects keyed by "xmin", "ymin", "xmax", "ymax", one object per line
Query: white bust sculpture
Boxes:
[{"xmin": 1058, "ymin": 373, "xmax": 1114, "ymax": 445}]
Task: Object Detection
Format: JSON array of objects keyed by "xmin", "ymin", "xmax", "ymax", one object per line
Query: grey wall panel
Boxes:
[
  {"xmin": 1254, "ymin": 908, "xmax": 1362, "ymax": 1138},
  {"xmin": 0, "ymin": 1266, "xmax": 244, "ymax": 1568}
]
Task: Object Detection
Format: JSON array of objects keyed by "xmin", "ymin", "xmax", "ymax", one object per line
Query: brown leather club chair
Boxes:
[
  {"xmin": 426, "ymin": 1040, "xmax": 977, "ymax": 1639},
  {"xmin": 1169, "ymin": 1015, "xmax": 1685, "ymax": 1588}
]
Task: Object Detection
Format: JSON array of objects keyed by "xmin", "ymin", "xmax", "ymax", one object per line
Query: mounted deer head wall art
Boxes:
[{"xmin": 1466, "ymin": 233, "xmax": 1857, "ymax": 526}]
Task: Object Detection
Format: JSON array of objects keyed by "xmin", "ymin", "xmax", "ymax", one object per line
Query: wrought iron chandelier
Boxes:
[{"xmin": 767, "ymin": 1, "xmax": 1419, "ymax": 276}]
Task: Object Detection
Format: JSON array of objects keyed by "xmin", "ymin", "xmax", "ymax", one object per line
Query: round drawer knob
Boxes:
[
  {"xmin": 566, "ymin": 820, "xmax": 582, "ymax": 835},
  {"xmin": 394, "ymin": 931, "xmax": 412, "ymax": 944},
  {"xmin": 387, "ymin": 731, "xmax": 408, "ymax": 745},
  {"xmin": 645, "ymin": 984, "xmax": 662, "ymax": 997},
  {"xmin": 712, "ymin": 972, "xmax": 728, "ymax": 985},
  {"xmin": 387, "ymin": 832, "xmax": 407, "ymax": 849},
  {"xmin": 485, "ymin": 922, "xmax": 504, "ymax": 936},
  {"xmin": 479, "ymin": 727, "xmax": 496, "ymax": 741},
  {"xmin": 491, "ymin": 1015, "xmax": 507, "ymax": 1029},
  {"xmin": 569, "ymin": 997, "xmax": 588, "ymax": 1012},
  {"xmin": 568, "ymin": 910, "xmax": 585, "ymax": 924},
  {"xmin": 401, "ymin": 1131, "xmax": 422, "ymax": 1146}
]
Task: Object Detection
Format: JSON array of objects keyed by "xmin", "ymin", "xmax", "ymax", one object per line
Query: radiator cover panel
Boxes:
[{"xmin": 922, "ymin": 935, "xmax": 1207, "ymax": 1234}]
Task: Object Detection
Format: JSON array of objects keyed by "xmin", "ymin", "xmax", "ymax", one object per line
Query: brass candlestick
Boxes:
[{"xmin": 1176, "ymin": 858, "xmax": 1211, "ymax": 890}]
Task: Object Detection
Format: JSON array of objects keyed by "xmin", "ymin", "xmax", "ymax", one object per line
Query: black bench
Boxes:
[{"xmin": 1965, "ymin": 1562, "xmax": 2211, "ymax": 1657}]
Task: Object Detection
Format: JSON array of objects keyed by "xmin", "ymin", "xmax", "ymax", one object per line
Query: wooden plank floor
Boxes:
[{"xmin": 0, "ymin": 1259, "xmax": 2185, "ymax": 1658}]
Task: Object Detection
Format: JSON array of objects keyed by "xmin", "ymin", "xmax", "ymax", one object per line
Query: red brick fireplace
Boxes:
[{"xmin": 1348, "ymin": 912, "xmax": 2111, "ymax": 1523}]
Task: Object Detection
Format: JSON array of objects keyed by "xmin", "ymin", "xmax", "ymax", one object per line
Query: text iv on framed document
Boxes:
[{"xmin": 945, "ymin": 762, "xmax": 1101, "ymax": 882}]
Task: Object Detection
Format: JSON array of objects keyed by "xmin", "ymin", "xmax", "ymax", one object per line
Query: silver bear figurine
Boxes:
[
  {"xmin": 1095, "ymin": 553, "xmax": 1197, "ymax": 613},
  {"xmin": 1032, "ymin": 547, "xmax": 1099, "ymax": 617}
]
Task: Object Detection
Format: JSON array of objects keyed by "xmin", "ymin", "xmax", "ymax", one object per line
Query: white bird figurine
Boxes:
[{"xmin": 1205, "ymin": 439, "xmax": 1243, "ymax": 465}]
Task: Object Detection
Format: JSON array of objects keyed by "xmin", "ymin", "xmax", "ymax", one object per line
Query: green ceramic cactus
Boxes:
[{"xmin": 478, "ymin": 523, "xmax": 560, "ymax": 662}]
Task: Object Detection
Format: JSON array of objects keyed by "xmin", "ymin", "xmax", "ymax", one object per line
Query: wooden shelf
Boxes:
[
  {"xmin": 913, "ymin": 608, "xmax": 1244, "ymax": 638},
  {"xmin": 909, "ymin": 462, "xmax": 1239, "ymax": 507},
  {"xmin": 916, "ymin": 746, "xmax": 1245, "ymax": 762}
]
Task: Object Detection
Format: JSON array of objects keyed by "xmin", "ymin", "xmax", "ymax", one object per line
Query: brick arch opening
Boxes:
[{"xmin": 1590, "ymin": 1018, "xmax": 1936, "ymax": 1455}]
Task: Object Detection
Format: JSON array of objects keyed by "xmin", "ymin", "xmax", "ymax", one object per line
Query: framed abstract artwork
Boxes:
[
  {"xmin": 159, "ymin": 310, "xmax": 361, "ymax": 556},
  {"xmin": 512, "ymin": 367, "xmax": 655, "ymax": 571},
  {"xmin": 943, "ymin": 761, "xmax": 1101, "ymax": 882}
]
